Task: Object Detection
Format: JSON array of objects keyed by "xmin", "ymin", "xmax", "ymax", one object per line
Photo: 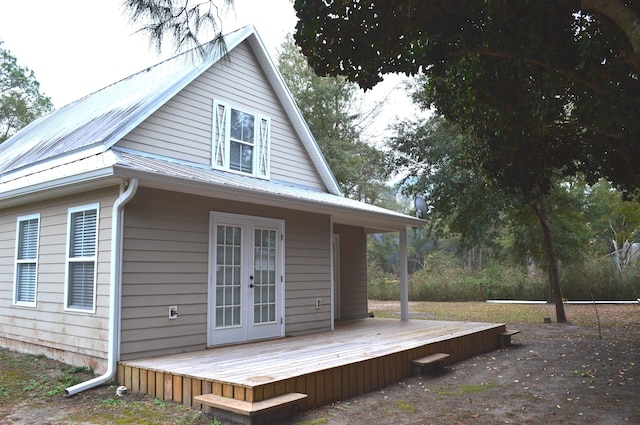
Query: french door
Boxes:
[{"xmin": 208, "ymin": 212, "xmax": 284, "ymax": 346}]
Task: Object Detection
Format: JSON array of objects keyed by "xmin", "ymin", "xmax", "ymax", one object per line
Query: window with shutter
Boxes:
[
  {"xmin": 14, "ymin": 214, "xmax": 40, "ymax": 306},
  {"xmin": 212, "ymin": 100, "xmax": 270, "ymax": 179},
  {"xmin": 65, "ymin": 204, "xmax": 99, "ymax": 312}
]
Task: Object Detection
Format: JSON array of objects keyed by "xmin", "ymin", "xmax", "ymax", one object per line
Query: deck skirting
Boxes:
[{"xmin": 117, "ymin": 320, "xmax": 506, "ymax": 411}]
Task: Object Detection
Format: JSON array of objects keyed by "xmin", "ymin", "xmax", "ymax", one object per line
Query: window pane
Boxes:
[
  {"xmin": 16, "ymin": 263, "xmax": 36, "ymax": 303},
  {"xmin": 70, "ymin": 210, "xmax": 97, "ymax": 257},
  {"xmin": 230, "ymin": 109, "xmax": 254, "ymax": 143},
  {"xmin": 68, "ymin": 261, "xmax": 94, "ymax": 310},
  {"xmin": 18, "ymin": 219, "xmax": 39, "ymax": 260},
  {"xmin": 230, "ymin": 141, "xmax": 253, "ymax": 173}
]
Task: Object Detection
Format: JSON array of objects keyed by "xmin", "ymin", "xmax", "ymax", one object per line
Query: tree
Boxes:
[
  {"xmin": 123, "ymin": 0, "xmax": 233, "ymax": 55},
  {"xmin": 277, "ymin": 35, "xmax": 389, "ymax": 202},
  {"xmin": 0, "ymin": 41, "xmax": 53, "ymax": 143},
  {"xmin": 584, "ymin": 181, "xmax": 640, "ymax": 274},
  {"xmin": 293, "ymin": 1, "xmax": 640, "ymax": 194},
  {"xmin": 388, "ymin": 117, "xmax": 507, "ymax": 248},
  {"xmin": 387, "ymin": 115, "xmax": 574, "ymax": 321}
]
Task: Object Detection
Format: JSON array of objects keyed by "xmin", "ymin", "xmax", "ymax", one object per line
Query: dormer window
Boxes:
[{"xmin": 213, "ymin": 100, "xmax": 270, "ymax": 179}]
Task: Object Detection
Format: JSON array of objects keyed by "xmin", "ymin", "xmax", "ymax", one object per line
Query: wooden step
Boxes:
[
  {"xmin": 194, "ymin": 392, "xmax": 307, "ymax": 425},
  {"xmin": 411, "ymin": 353, "xmax": 450, "ymax": 375},
  {"xmin": 499, "ymin": 330, "xmax": 521, "ymax": 347}
]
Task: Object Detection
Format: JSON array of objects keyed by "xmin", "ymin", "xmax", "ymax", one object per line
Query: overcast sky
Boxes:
[
  {"xmin": 0, "ymin": 0, "xmax": 299, "ymax": 107},
  {"xmin": 0, "ymin": 0, "xmax": 419, "ymax": 141}
]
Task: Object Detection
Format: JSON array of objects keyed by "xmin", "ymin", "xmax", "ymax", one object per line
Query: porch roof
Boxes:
[{"xmin": 0, "ymin": 148, "xmax": 424, "ymax": 233}]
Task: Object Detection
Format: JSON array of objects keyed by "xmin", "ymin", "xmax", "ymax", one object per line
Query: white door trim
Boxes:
[{"xmin": 207, "ymin": 211, "xmax": 285, "ymax": 346}]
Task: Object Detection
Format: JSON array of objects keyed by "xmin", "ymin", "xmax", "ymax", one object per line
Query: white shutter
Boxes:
[
  {"xmin": 212, "ymin": 100, "xmax": 230, "ymax": 169},
  {"xmin": 255, "ymin": 115, "xmax": 271, "ymax": 179}
]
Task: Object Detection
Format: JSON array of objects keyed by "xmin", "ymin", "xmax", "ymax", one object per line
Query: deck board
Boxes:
[
  {"xmin": 121, "ymin": 319, "xmax": 502, "ymax": 385},
  {"xmin": 119, "ymin": 318, "xmax": 506, "ymax": 409}
]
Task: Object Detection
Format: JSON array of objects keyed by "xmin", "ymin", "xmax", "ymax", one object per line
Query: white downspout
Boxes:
[{"xmin": 66, "ymin": 178, "xmax": 139, "ymax": 396}]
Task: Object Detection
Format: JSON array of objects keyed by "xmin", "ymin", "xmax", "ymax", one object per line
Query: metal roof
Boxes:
[
  {"xmin": 0, "ymin": 40, "xmax": 206, "ymax": 176},
  {"xmin": 111, "ymin": 148, "xmax": 422, "ymax": 230},
  {"xmin": 0, "ymin": 26, "xmax": 422, "ymax": 231},
  {"xmin": 0, "ymin": 26, "xmax": 340, "ymax": 195},
  {"xmin": 0, "ymin": 147, "xmax": 423, "ymax": 231}
]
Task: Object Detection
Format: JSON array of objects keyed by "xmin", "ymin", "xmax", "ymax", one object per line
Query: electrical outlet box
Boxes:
[
  {"xmin": 169, "ymin": 305, "xmax": 178, "ymax": 319},
  {"xmin": 315, "ymin": 298, "xmax": 321, "ymax": 309}
]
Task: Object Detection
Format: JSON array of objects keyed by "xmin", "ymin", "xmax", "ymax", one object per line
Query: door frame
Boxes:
[{"xmin": 207, "ymin": 211, "xmax": 285, "ymax": 346}]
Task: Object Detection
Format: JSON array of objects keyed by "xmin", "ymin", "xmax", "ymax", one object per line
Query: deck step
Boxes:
[
  {"xmin": 194, "ymin": 392, "xmax": 307, "ymax": 425},
  {"xmin": 411, "ymin": 353, "xmax": 450, "ymax": 375},
  {"xmin": 499, "ymin": 330, "xmax": 521, "ymax": 347}
]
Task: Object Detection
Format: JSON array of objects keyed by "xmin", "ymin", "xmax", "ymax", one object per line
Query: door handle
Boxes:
[{"xmin": 249, "ymin": 283, "xmax": 255, "ymax": 288}]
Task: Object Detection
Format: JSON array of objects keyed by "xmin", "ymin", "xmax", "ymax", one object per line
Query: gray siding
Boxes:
[
  {"xmin": 119, "ymin": 187, "xmax": 332, "ymax": 361},
  {"xmin": 0, "ymin": 187, "xmax": 119, "ymax": 372},
  {"xmin": 116, "ymin": 42, "xmax": 326, "ymax": 190},
  {"xmin": 334, "ymin": 224, "xmax": 369, "ymax": 320}
]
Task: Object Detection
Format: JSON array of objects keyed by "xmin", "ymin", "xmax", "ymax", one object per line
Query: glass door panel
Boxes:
[
  {"xmin": 253, "ymin": 228, "xmax": 277, "ymax": 325},
  {"xmin": 215, "ymin": 225, "xmax": 242, "ymax": 329}
]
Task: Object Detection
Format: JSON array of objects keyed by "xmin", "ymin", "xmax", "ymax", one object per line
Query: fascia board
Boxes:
[{"xmin": 0, "ymin": 169, "xmax": 122, "ymax": 210}]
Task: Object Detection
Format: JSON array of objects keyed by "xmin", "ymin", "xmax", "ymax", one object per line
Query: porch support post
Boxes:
[{"xmin": 399, "ymin": 228, "xmax": 409, "ymax": 321}]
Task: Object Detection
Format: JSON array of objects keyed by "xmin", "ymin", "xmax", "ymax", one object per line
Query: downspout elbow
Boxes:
[{"xmin": 65, "ymin": 178, "xmax": 138, "ymax": 396}]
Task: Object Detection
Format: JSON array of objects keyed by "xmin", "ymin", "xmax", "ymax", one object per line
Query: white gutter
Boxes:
[{"xmin": 65, "ymin": 178, "xmax": 139, "ymax": 396}]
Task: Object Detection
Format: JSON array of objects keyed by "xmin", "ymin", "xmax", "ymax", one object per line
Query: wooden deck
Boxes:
[{"xmin": 117, "ymin": 319, "xmax": 506, "ymax": 412}]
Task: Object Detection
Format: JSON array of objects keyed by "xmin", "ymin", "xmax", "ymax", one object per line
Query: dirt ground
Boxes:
[
  {"xmin": 295, "ymin": 302, "xmax": 640, "ymax": 425},
  {"xmin": 1, "ymin": 302, "xmax": 638, "ymax": 425}
]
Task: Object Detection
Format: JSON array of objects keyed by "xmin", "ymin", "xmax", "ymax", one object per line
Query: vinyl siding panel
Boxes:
[
  {"xmin": 334, "ymin": 224, "xmax": 368, "ymax": 320},
  {"xmin": 0, "ymin": 187, "xmax": 119, "ymax": 373},
  {"xmin": 116, "ymin": 42, "xmax": 326, "ymax": 190},
  {"xmin": 120, "ymin": 187, "xmax": 332, "ymax": 361}
]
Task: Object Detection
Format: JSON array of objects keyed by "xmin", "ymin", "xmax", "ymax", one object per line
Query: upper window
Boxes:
[
  {"xmin": 14, "ymin": 214, "xmax": 40, "ymax": 306},
  {"xmin": 213, "ymin": 100, "xmax": 270, "ymax": 179},
  {"xmin": 65, "ymin": 204, "xmax": 99, "ymax": 312}
]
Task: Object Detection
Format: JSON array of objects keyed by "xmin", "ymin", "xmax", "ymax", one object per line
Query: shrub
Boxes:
[
  {"xmin": 368, "ymin": 264, "xmax": 400, "ymax": 300},
  {"xmin": 562, "ymin": 257, "xmax": 640, "ymax": 300},
  {"xmin": 368, "ymin": 252, "xmax": 639, "ymax": 302}
]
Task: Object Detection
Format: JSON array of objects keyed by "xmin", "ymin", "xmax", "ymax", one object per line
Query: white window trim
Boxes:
[
  {"xmin": 13, "ymin": 213, "xmax": 40, "ymax": 307},
  {"xmin": 64, "ymin": 203, "xmax": 100, "ymax": 313},
  {"xmin": 212, "ymin": 100, "xmax": 270, "ymax": 180}
]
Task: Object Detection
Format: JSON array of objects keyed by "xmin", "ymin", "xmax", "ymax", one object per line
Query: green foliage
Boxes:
[
  {"xmin": 562, "ymin": 256, "xmax": 640, "ymax": 301},
  {"xmin": 387, "ymin": 115, "xmax": 509, "ymax": 251},
  {"xmin": 367, "ymin": 264, "xmax": 400, "ymax": 301},
  {"xmin": 0, "ymin": 350, "xmax": 94, "ymax": 402},
  {"xmin": 0, "ymin": 41, "xmax": 53, "ymax": 142},
  {"xmin": 294, "ymin": 1, "xmax": 640, "ymax": 192},
  {"xmin": 370, "ymin": 252, "xmax": 638, "ymax": 302},
  {"xmin": 475, "ymin": 263, "xmax": 547, "ymax": 301}
]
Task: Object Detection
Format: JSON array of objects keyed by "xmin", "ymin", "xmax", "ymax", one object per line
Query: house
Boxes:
[{"xmin": 0, "ymin": 26, "xmax": 423, "ymax": 394}]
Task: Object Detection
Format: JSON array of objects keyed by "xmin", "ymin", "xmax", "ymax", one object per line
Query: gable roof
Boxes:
[
  {"xmin": 0, "ymin": 26, "xmax": 340, "ymax": 195},
  {"xmin": 0, "ymin": 26, "xmax": 423, "ymax": 232}
]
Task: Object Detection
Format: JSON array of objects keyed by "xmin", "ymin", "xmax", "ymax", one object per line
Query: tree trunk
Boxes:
[{"xmin": 532, "ymin": 197, "xmax": 568, "ymax": 323}]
